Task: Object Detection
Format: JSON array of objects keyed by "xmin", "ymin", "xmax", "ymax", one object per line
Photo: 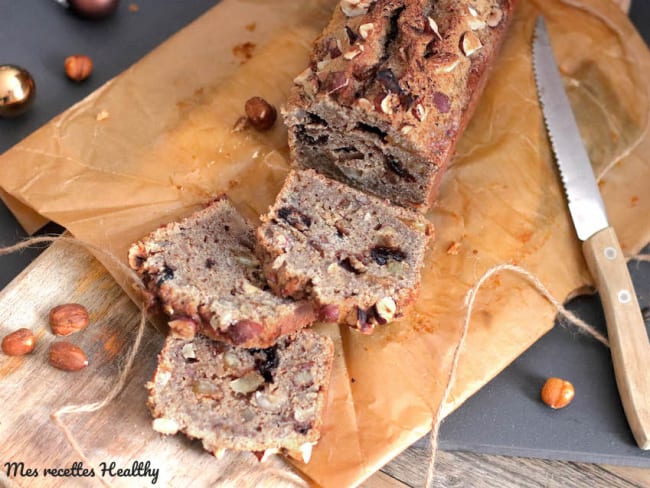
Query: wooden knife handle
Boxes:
[{"xmin": 583, "ymin": 226, "xmax": 650, "ymax": 450}]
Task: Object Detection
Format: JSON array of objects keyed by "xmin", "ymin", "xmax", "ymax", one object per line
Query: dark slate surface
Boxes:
[{"xmin": 1, "ymin": 0, "xmax": 649, "ymax": 469}]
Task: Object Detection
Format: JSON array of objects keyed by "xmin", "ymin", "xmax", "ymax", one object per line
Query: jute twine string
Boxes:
[
  {"xmin": 424, "ymin": 255, "xmax": 650, "ymax": 488},
  {"xmin": 0, "ymin": 236, "xmax": 148, "ymax": 488},
  {"xmin": 0, "ymin": 237, "xmax": 647, "ymax": 488}
]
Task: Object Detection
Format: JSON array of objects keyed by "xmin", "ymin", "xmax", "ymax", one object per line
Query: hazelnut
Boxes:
[
  {"xmin": 168, "ymin": 318, "xmax": 197, "ymax": 340},
  {"xmin": 466, "ymin": 6, "xmax": 486, "ymax": 30},
  {"xmin": 49, "ymin": 341, "xmax": 88, "ymax": 372},
  {"xmin": 340, "ymin": 0, "xmax": 374, "ymax": 17},
  {"xmin": 254, "ymin": 389, "xmax": 288, "ymax": 411},
  {"xmin": 244, "ymin": 97, "xmax": 277, "ymax": 131},
  {"xmin": 192, "ymin": 379, "xmax": 222, "ymax": 399},
  {"xmin": 380, "ymin": 94, "xmax": 399, "ymax": 114},
  {"xmin": 1, "ymin": 328, "xmax": 36, "ymax": 356},
  {"xmin": 181, "ymin": 343, "xmax": 196, "ymax": 360},
  {"xmin": 427, "ymin": 17, "xmax": 442, "ymax": 40},
  {"xmin": 432, "ymin": 53, "xmax": 460, "ymax": 74},
  {"xmin": 412, "ymin": 103, "xmax": 428, "ymax": 121},
  {"xmin": 461, "ymin": 31, "xmax": 483, "ymax": 56},
  {"xmin": 358, "ymin": 23, "xmax": 374, "ymax": 40},
  {"xmin": 343, "ymin": 45, "xmax": 364, "ymax": 60},
  {"xmin": 64, "ymin": 55, "xmax": 93, "ymax": 82},
  {"xmin": 541, "ymin": 377, "xmax": 575, "ymax": 409},
  {"xmin": 229, "ymin": 371, "xmax": 265, "ymax": 394},
  {"xmin": 49, "ymin": 303, "xmax": 90, "ymax": 336},
  {"xmin": 374, "ymin": 297, "xmax": 397, "ymax": 324},
  {"xmin": 486, "ymin": 7, "xmax": 503, "ymax": 27},
  {"xmin": 152, "ymin": 417, "xmax": 179, "ymax": 435}
]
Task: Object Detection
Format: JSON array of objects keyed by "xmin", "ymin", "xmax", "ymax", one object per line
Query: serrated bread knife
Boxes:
[{"xmin": 533, "ymin": 16, "xmax": 650, "ymax": 450}]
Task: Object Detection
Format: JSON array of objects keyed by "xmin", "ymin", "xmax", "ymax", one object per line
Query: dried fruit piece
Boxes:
[
  {"xmin": 1, "ymin": 328, "xmax": 36, "ymax": 356},
  {"xmin": 244, "ymin": 97, "xmax": 277, "ymax": 131},
  {"xmin": 318, "ymin": 304, "xmax": 340, "ymax": 323},
  {"xmin": 278, "ymin": 206, "xmax": 312, "ymax": 231},
  {"xmin": 541, "ymin": 377, "xmax": 575, "ymax": 409},
  {"xmin": 432, "ymin": 91, "xmax": 451, "ymax": 114},
  {"xmin": 49, "ymin": 341, "xmax": 88, "ymax": 372},
  {"xmin": 49, "ymin": 303, "xmax": 90, "ymax": 336},
  {"xmin": 370, "ymin": 246, "xmax": 407, "ymax": 265}
]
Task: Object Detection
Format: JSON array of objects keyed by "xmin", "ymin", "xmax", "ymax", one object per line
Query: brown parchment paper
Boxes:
[{"xmin": 0, "ymin": 0, "xmax": 649, "ymax": 486}]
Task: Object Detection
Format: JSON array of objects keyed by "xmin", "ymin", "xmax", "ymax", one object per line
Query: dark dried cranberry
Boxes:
[
  {"xmin": 156, "ymin": 266, "xmax": 175, "ymax": 285},
  {"xmin": 249, "ymin": 345, "xmax": 279, "ymax": 383},
  {"xmin": 278, "ymin": 206, "xmax": 312, "ymax": 231},
  {"xmin": 319, "ymin": 304, "xmax": 340, "ymax": 323},
  {"xmin": 205, "ymin": 258, "xmax": 215, "ymax": 269},
  {"xmin": 376, "ymin": 69, "xmax": 402, "ymax": 94},
  {"xmin": 371, "ymin": 246, "xmax": 407, "ymax": 265},
  {"xmin": 345, "ymin": 25, "xmax": 359, "ymax": 44},
  {"xmin": 432, "ymin": 91, "xmax": 451, "ymax": 113},
  {"xmin": 295, "ymin": 423, "xmax": 312, "ymax": 435},
  {"xmin": 385, "ymin": 155, "xmax": 416, "ymax": 182}
]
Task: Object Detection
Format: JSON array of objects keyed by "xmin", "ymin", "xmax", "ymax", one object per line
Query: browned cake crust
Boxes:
[
  {"xmin": 285, "ymin": 0, "xmax": 516, "ymax": 211},
  {"xmin": 147, "ymin": 330, "xmax": 334, "ymax": 461},
  {"xmin": 128, "ymin": 197, "xmax": 315, "ymax": 348},
  {"xmin": 257, "ymin": 169, "xmax": 432, "ymax": 334}
]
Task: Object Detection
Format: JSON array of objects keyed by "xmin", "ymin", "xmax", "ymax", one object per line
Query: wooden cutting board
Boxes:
[{"xmin": 0, "ymin": 239, "xmax": 307, "ymax": 488}]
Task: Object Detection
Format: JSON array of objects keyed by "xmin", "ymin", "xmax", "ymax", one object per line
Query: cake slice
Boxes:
[
  {"xmin": 128, "ymin": 196, "xmax": 315, "ymax": 348},
  {"xmin": 147, "ymin": 330, "xmax": 334, "ymax": 461},
  {"xmin": 285, "ymin": 0, "xmax": 515, "ymax": 210},
  {"xmin": 256, "ymin": 169, "xmax": 432, "ymax": 333}
]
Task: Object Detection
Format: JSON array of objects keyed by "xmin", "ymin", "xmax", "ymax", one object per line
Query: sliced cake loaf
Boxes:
[
  {"xmin": 147, "ymin": 330, "xmax": 334, "ymax": 461},
  {"xmin": 128, "ymin": 196, "xmax": 315, "ymax": 348},
  {"xmin": 256, "ymin": 169, "xmax": 432, "ymax": 334},
  {"xmin": 284, "ymin": 0, "xmax": 515, "ymax": 210}
]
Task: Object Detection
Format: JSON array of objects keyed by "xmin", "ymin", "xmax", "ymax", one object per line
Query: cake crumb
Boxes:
[
  {"xmin": 96, "ymin": 110, "xmax": 109, "ymax": 121},
  {"xmin": 128, "ymin": 3, "xmax": 139, "ymax": 12},
  {"xmin": 446, "ymin": 241, "xmax": 461, "ymax": 255},
  {"xmin": 232, "ymin": 42, "xmax": 256, "ymax": 64},
  {"xmin": 245, "ymin": 22, "xmax": 256, "ymax": 32}
]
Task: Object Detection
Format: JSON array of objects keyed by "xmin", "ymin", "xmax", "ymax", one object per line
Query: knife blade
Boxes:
[{"xmin": 533, "ymin": 16, "xmax": 650, "ymax": 450}]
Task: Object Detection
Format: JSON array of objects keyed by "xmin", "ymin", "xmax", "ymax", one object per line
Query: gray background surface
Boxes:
[{"xmin": 1, "ymin": 0, "xmax": 649, "ymax": 469}]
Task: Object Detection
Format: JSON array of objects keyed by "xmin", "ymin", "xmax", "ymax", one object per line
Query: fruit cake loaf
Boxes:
[
  {"xmin": 256, "ymin": 169, "xmax": 432, "ymax": 334},
  {"xmin": 147, "ymin": 330, "xmax": 334, "ymax": 462},
  {"xmin": 285, "ymin": 0, "xmax": 515, "ymax": 210},
  {"xmin": 128, "ymin": 196, "xmax": 315, "ymax": 348}
]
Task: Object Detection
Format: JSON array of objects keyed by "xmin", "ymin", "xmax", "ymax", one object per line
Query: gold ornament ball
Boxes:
[{"xmin": 0, "ymin": 65, "xmax": 36, "ymax": 117}]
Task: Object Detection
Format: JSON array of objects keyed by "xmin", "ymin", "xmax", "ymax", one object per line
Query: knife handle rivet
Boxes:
[
  {"xmin": 604, "ymin": 247, "xmax": 617, "ymax": 260},
  {"xmin": 617, "ymin": 290, "xmax": 632, "ymax": 304}
]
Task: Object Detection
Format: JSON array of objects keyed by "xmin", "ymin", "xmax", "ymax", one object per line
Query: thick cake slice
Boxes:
[
  {"xmin": 257, "ymin": 169, "xmax": 432, "ymax": 333},
  {"xmin": 147, "ymin": 330, "xmax": 334, "ymax": 461},
  {"xmin": 128, "ymin": 196, "xmax": 315, "ymax": 348},
  {"xmin": 285, "ymin": 0, "xmax": 515, "ymax": 210}
]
